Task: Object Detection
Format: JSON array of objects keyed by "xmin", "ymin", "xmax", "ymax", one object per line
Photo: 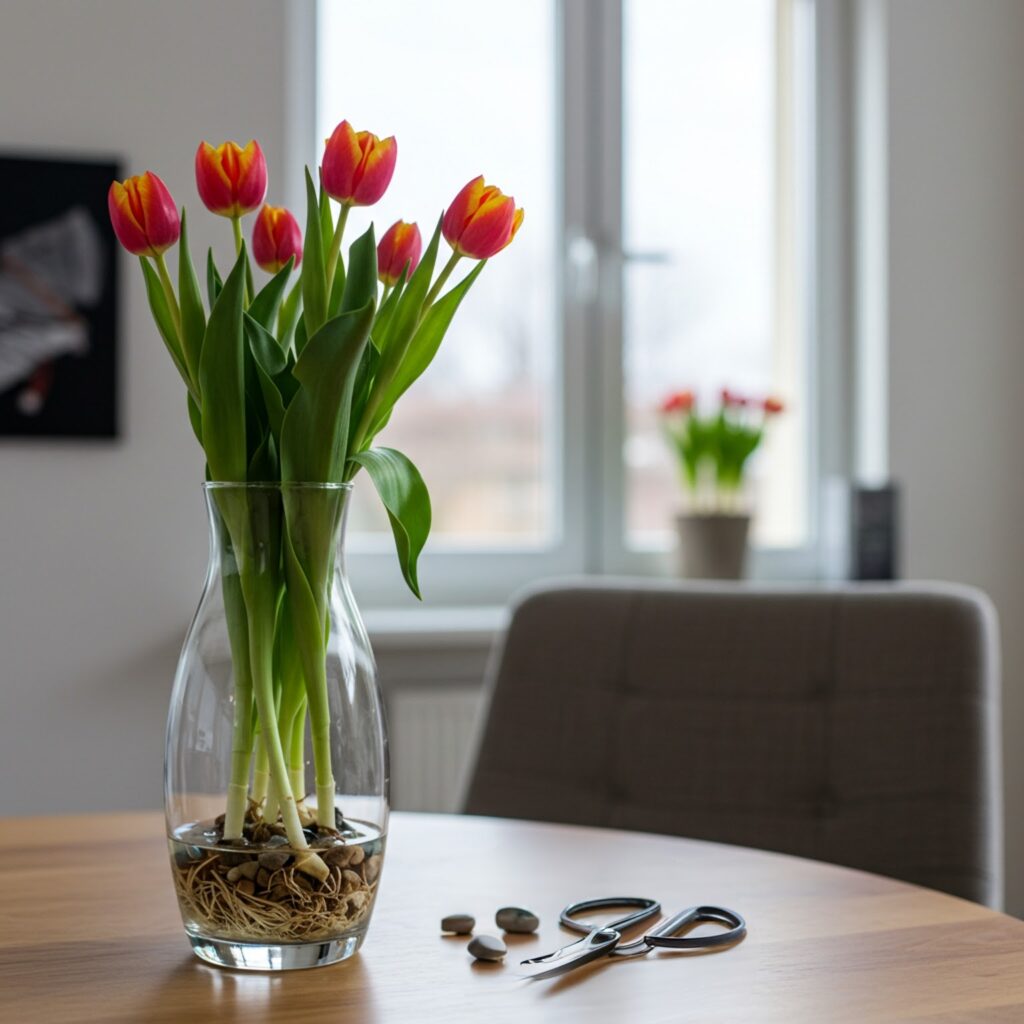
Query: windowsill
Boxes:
[{"xmin": 364, "ymin": 605, "xmax": 508, "ymax": 650}]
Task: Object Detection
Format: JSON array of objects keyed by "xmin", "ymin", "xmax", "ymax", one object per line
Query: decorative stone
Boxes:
[
  {"xmin": 495, "ymin": 906, "xmax": 539, "ymax": 934},
  {"xmin": 347, "ymin": 845, "xmax": 365, "ymax": 866},
  {"xmin": 256, "ymin": 868, "xmax": 272, "ymax": 889},
  {"xmin": 441, "ymin": 913, "xmax": 475, "ymax": 935},
  {"xmin": 468, "ymin": 935, "xmax": 506, "ymax": 962},
  {"xmin": 236, "ymin": 879, "xmax": 255, "ymax": 897},
  {"xmin": 237, "ymin": 860, "xmax": 260, "ymax": 880},
  {"xmin": 258, "ymin": 836, "xmax": 291, "ymax": 871}
]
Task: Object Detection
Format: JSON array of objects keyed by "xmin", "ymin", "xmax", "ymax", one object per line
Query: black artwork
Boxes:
[{"xmin": 0, "ymin": 154, "xmax": 119, "ymax": 438}]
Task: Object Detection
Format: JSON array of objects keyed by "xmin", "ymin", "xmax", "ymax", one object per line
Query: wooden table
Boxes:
[{"xmin": 2, "ymin": 812, "xmax": 1024, "ymax": 1023}]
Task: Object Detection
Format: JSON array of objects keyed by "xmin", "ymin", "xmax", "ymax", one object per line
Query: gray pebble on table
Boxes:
[
  {"xmin": 495, "ymin": 906, "xmax": 539, "ymax": 934},
  {"xmin": 441, "ymin": 913, "xmax": 476, "ymax": 935},
  {"xmin": 467, "ymin": 934, "xmax": 507, "ymax": 962}
]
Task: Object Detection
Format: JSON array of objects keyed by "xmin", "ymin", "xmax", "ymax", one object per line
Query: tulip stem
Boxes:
[
  {"xmin": 326, "ymin": 204, "xmax": 350, "ymax": 294},
  {"xmin": 153, "ymin": 253, "xmax": 182, "ymax": 337},
  {"xmin": 423, "ymin": 252, "xmax": 462, "ymax": 310},
  {"xmin": 231, "ymin": 216, "xmax": 254, "ymax": 306}
]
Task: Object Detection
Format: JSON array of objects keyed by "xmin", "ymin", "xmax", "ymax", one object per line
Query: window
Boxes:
[{"xmin": 315, "ymin": 0, "xmax": 830, "ymax": 606}]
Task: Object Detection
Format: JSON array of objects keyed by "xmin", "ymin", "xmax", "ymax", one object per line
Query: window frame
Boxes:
[{"xmin": 302, "ymin": 0, "xmax": 848, "ymax": 609}]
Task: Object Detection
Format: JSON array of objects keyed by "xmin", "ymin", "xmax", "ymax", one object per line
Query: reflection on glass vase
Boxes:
[
  {"xmin": 675, "ymin": 512, "xmax": 751, "ymax": 580},
  {"xmin": 165, "ymin": 482, "xmax": 388, "ymax": 971}
]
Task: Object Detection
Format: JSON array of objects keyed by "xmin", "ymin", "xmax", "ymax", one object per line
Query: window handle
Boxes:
[
  {"xmin": 621, "ymin": 249, "xmax": 673, "ymax": 265},
  {"xmin": 565, "ymin": 230, "xmax": 599, "ymax": 305}
]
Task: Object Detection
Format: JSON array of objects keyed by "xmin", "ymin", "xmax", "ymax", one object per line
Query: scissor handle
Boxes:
[
  {"xmin": 559, "ymin": 896, "xmax": 661, "ymax": 935},
  {"xmin": 645, "ymin": 905, "xmax": 746, "ymax": 949}
]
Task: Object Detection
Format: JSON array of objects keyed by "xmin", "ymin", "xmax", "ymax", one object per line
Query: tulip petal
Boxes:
[
  {"xmin": 442, "ymin": 176, "xmax": 486, "ymax": 246},
  {"xmin": 351, "ymin": 135, "xmax": 397, "ymax": 206},
  {"xmin": 454, "ymin": 193, "xmax": 515, "ymax": 260},
  {"xmin": 322, "ymin": 120, "xmax": 362, "ymax": 203}
]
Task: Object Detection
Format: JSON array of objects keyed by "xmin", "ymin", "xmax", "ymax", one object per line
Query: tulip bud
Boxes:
[
  {"xmin": 763, "ymin": 396, "xmax": 784, "ymax": 415},
  {"xmin": 721, "ymin": 387, "xmax": 746, "ymax": 408},
  {"xmin": 442, "ymin": 176, "xmax": 524, "ymax": 260},
  {"xmin": 252, "ymin": 204, "xmax": 303, "ymax": 273},
  {"xmin": 660, "ymin": 390, "xmax": 695, "ymax": 415},
  {"xmin": 107, "ymin": 172, "xmax": 180, "ymax": 257},
  {"xmin": 194, "ymin": 139, "xmax": 268, "ymax": 218},
  {"xmin": 321, "ymin": 120, "xmax": 397, "ymax": 207},
  {"xmin": 377, "ymin": 220, "xmax": 422, "ymax": 286}
]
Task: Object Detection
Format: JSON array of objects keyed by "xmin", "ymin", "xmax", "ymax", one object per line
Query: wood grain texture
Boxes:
[{"xmin": 0, "ymin": 811, "xmax": 1022, "ymax": 1023}]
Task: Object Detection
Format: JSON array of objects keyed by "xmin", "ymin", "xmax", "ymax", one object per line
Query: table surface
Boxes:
[{"xmin": 2, "ymin": 811, "xmax": 1023, "ymax": 1023}]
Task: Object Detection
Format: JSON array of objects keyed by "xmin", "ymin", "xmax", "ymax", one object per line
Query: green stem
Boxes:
[
  {"xmin": 222, "ymin": 565, "xmax": 254, "ymax": 840},
  {"xmin": 422, "ymin": 250, "xmax": 462, "ymax": 310},
  {"xmin": 346, "ymin": 251, "xmax": 464, "ymax": 458},
  {"xmin": 251, "ymin": 729, "xmax": 270, "ymax": 807},
  {"xmin": 231, "ymin": 215, "xmax": 254, "ymax": 306},
  {"xmin": 325, "ymin": 203, "xmax": 350, "ymax": 293},
  {"xmin": 242, "ymin": 573, "xmax": 309, "ymax": 852},
  {"xmin": 289, "ymin": 699, "xmax": 307, "ymax": 802},
  {"xmin": 154, "ymin": 252, "xmax": 182, "ymax": 336}
]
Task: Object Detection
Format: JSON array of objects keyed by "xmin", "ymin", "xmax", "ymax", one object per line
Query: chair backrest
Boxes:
[{"xmin": 462, "ymin": 579, "xmax": 1003, "ymax": 907}]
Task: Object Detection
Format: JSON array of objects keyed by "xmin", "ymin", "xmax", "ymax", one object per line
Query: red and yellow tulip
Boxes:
[
  {"xmin": 377, "ymin": 220, "xmax": 422, "ymax": 286},
  {"xmin": 321, "ymin": 120, "xmax": 397, "ymax": 207},
  {"xmin": 194, "ymin": 140, "xmax": 268, "ymax": 218},
  {"xmin": 442, "ymin": 176, "xmax": 523, "ymax": 260},
  {"xmin": 107, "ymin": 172, "xmax": 180, "ymax": 257},
  {"xmin": 660, "ymin": 390, "xmax": 695, "ymax": 415},
  {"xmin": 252, "ymin": 204, "xmax": 303, "ymax": 273}
]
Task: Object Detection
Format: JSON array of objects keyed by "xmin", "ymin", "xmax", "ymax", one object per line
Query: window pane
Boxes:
[
  {"xmin": 318, "ymin": 1, "xmax": 557, "ymax": 548},
  {"xmin": 623, "ymin": 0, "xmax": 810, "ymax": 548}
]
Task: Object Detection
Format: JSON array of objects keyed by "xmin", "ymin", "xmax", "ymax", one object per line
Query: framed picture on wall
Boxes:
[{"xmin": 0, "ymin": 152, "xmax": 119, "ymax": 438}]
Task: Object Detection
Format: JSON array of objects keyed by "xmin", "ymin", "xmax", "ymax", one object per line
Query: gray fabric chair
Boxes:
[{"xmin": 462, "ymin": 579, "xmax": 1003, "ymax": 907}]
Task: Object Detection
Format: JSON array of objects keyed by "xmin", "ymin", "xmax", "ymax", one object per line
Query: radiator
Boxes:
[{"xmin": 388, "ymin": 687, "xmax": 483, "ymax": 812}]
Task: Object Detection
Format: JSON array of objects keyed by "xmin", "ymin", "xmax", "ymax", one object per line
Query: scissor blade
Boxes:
[{"xmin": 517, "ymin": 928, "xmax": 620, "ymax": 980}]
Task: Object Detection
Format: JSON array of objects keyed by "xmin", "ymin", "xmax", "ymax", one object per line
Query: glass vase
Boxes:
[{"xmin": 165, "ymin": 482, "xmax": 388, "ymax": 970}]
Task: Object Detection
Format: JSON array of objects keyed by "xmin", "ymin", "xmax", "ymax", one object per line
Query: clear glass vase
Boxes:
[{"xmin": 165, "ymin": 482, "xmax": 389, "ymax": 970}]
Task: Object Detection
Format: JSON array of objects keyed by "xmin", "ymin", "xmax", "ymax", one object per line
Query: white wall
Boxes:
[
  {"xmin": 0, "ymin": 0, "xmax": 290, "ymax": 815},
  {"xmin": 884, "ymin": 0, "xmax": 1024, "ymax": 914}
]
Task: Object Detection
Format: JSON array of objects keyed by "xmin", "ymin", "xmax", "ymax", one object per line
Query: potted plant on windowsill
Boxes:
[
  {"xmin": 658, "ymin": 388, "xmax": 783, "ymax": 580},
  {"xmin": 107, "ymin": 123, "xmax": 522, "ymax": 970}
]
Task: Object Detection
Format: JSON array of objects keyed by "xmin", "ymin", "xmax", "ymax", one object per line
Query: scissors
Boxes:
[{"xmin": 520, "ymin": 896, "xmax": 746, "ymax": 980}]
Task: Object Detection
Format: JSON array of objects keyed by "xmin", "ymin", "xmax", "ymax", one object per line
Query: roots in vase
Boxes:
[{"xmin": 171, "ymin": 810, "xmax": 384, "ymax": 944}]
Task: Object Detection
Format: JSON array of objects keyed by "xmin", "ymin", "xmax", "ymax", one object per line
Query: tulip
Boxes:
[
  {"xmin": 377, "ymin": 220, "xmax": 422, "ymax": 286},
  {"xmin": 252, "ymin": 204, "xmax": 303, "ymax": 273},
  {"xmin": 763, "ymin": 396, "xmax": 784, "ymax": 415},
  {"xmin": 321, "ymin": 120, "xmax": 397, "ymax": 207},
  {"xmin": 721, "ymin": 387, "xmax": 747, "ymax": 408},
  {"xmin": 442, "ymin": 176, "xmax": 524, "ymax": 260},
  {"xmin": 107, "ymin": 172, "xmax": 180, "ymax": 257},
  {"xmin": 661, "ymin": 390, "xmax": 695, "ymax": 415},
  {"xmin": 194, "ymin": 139, "xmax": 268, "ymax": 218}
]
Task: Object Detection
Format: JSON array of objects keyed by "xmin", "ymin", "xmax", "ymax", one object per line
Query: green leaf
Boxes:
[
  {"xmin": 277, "ymin": 281, "xmax": 303, "ymax": 350},
  {"xmin": 187, "ymin": 392, "xmax": 203, "ymax": 447},
  {"xmin": 371, "ymin": 272, "xmax": 406, "ymax": 351},
  {"xmin": 352, "ymin": 447, "xmax": 431, "ymax": 598},
  {"xmin": 199, "ymin": 245, "xmax": 249, "ymax": 482},
  {"xmin": 371, "ymin": 260, "xmax": 486, "ymax": 435},
  {"xmin": 178, "ymin": 210, "xmax": 206, "ymax": 390},
  {"xmin": 379, "ymin": 216, "xmax": 441, "ymax": 355},
  {"xmin": 140, "ymin": 258, "xmax": 191, "ymax": 393},
  {"xmin": 319, "ymin": 180, "xmax": 334, "ymax": 255},
  {"xmin": 249, "ymin": 258, "xmax": 294, "ymax": 329},
  {"xmin": 340, "ymin": 226, "xmax": 377, "ymax": 315},
  {"xmin": 294, "ymin": 316, "xmax": 309, "ymax": 356},
  {"xmin": 206, "ymin": 248, "xmax": 223, "ymax": 307},
  {"xmin": 301, "ymin": 168, "xmax": 327, "ymax": 339},
  {"xmin": 244, "ymin": 313, "xmax": 288, "ymax": 442},
  {"xmin": 280, "ymin": 300, "xmax": 376, "ymax": 484}
]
